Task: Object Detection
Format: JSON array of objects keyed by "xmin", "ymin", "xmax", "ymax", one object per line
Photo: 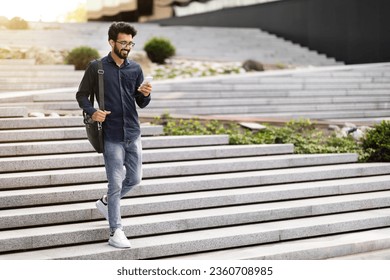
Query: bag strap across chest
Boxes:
[
  {"xmin": 97, "ymin": 59, "xmax": 105, "ymax": 110},
  {"xmin": 88, "ymin": 59, "xmax": 105, "ymax": 111}
]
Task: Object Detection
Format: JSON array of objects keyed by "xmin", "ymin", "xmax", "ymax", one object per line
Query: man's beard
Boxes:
[{"xmin": 114, "ymin": 45, "xmax": 129, "ymax": 59}]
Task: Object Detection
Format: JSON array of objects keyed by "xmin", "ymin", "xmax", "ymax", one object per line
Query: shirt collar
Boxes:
[{"xmin": 107, "ymin": 52, "xmax": 129, "ymax": 67}]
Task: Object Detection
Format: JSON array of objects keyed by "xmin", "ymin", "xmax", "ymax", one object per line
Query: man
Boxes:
[{"xmin": 76, "ymin": 22, "xmax": 152, "ymax": 248}]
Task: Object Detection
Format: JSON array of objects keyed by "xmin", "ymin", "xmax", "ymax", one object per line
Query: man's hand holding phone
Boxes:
[{"xmin": 138, "ymin": 75, "xmax": 153, "ymax": 96}]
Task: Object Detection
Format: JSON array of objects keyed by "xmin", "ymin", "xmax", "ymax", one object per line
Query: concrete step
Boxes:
[
  {"xmin": 162, "ymin": 228, "xmax": 390, "ymax": 260},
  {"xmin": 151, "ymin": 86, "xmax": 390, "ymax": 97},
  {"xmin": 0, "ymin": 125, "xmax": 163, "ymax": 143},
  {"xmin": 1, "ymin": 161, "xmax": 389, "ymax": 192},
  {"xmin": 152, "ymin": 81, "xmax": 390, "ymax": 92},
  {"xmin": 3, "ymin": 171, "xmax": 389, "ymax": 210},
  {"xmin": 16, "ymin": 97, "xmax": 389, "ymax": 116},
  {"xmin": 219, "ymin": 77, "xmax": 390, "ymax": 84},
  {"xmin": 145, "ymin": 103, "xmax": 390, "ymax": 115},
  {"xmin": 23, "ymin": 96, "xmax": 390, "ymax": 111},
  {"xmin": 0, "ymin": 59, "xmax": 36, "ymax": 65},
  {"xmin": 29, "ymin": 88, "xmax": 390, "ymax": 102},
  {"xmin": 28, "ymin": 89, "xmax": 389, "ymax": 106},
  {"xmin": 0, "ymin": 144, "xmax": 294, "ymax": 172},
  {"xmin": 0, "ymin": 64, "xmax": 76, "ymax": 71},
  {"xmin": 238, "ymin": 110, "xmax": 390, "ymax": 120},
  {"xmin": 154, "ymin": 94, "xmax": 390, "ymax": 103},
  {"xmin": 329, "ymin": 245, "xmax": 390, "ymax": 260},
  {"xmin": 0, "ymin": 83, "xmax": 80, "ymax": 92},
  {"xmin": 0, "ymin": 71, "xmax": 83, "ymax": 78},
  {"xmin": 0, "ymin": 135, "xmax": 230, "ymax": 157},
  {"xmin": 0, "ymin": 77, "xmax": 83, "ymax": 84},
  {"xmin": 148, "ymin": 97, "xmax": 390, "ymax": 108},
  {"xmin": 0, "ymin": 153, "xmax": 359, "ymax": 189},
  {"xmin": 218, "ymin": 77, "xmax": 386, "ymax": 85},
  {"xmin": 288, "ymin": 89, "xmax": 390, "ymax": 97},
  {"xmin": 0, "ymin": 107, "xmax": 28, "ymax": 118},
  {"xmin": 2, "ymin": 208, "xmax": 390, "ymax": 259},
  {"xmin": 0, "ymin": 116, "xmax": 84, "ymax": 129},
  {"xmin": 153, "ymin": 83, "xmax": 350, "ymax": 92},
  {"xmin": 2, "ymin": 179, "xmax": 390, "ymax": 230},
  {"xmin": 0, "ymin": 88, "xmax": 77, "ymax": 103}
]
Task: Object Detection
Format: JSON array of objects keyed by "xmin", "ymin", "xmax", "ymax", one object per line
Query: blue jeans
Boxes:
[{"xmin": 103, "ymin": 136, "xmax": 142, "ymax": 233}]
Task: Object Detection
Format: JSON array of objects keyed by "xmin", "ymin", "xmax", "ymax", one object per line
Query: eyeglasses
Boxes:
[{"xmin": 116, "ymin": 41, "xmax": 135, "ymax": 48}]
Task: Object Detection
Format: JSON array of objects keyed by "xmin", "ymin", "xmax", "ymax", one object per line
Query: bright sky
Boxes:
[{"xmin": 0, "ymin": 0, "xmax": 86, "ymax": 22}]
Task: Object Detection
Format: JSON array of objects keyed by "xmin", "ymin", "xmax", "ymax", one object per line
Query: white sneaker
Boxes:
[
  {"xmin": 95, "ymin": 196, "xmax": 108, "ymax": 221},
  {"xmin": 109, "ymin": 229, "xmax": 131, "ymax": 248}
]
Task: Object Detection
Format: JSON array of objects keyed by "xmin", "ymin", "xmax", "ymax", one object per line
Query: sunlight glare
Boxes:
[{"xmin": 0, "ymin": 0, "xmax": 86, "ymax": 22}]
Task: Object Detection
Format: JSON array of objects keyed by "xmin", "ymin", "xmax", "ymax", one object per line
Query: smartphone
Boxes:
[{"xmin": 141, "ymin": 76, "xmax": 153, "ymax": 85}]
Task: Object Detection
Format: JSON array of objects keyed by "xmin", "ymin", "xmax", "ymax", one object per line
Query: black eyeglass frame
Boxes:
[{"xmin": 115, "ymin": 41, "xmax": 135, "ymax": 48}]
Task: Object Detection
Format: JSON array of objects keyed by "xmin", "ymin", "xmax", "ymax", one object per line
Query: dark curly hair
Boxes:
[{"xmin": 108, "ymin": 22, "xmax": 137, "ymax": 41}]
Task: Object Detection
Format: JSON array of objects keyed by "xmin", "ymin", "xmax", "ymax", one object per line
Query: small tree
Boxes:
[
  {"xmin": 65, "ymin": 46, "xmax": 100, "ymax": 70},
  {"xmin": 144, "ymin": 37, "xmax": 176, "ymax": 64}
]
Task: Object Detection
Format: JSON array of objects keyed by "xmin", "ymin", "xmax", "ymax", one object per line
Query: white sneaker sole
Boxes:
[{"xmin": 108, "ymin": 238, "xmax": 131, "ymax": 248}]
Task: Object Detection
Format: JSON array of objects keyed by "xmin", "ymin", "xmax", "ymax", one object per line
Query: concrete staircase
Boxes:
[
  {"xmin": 147, "ymin": 63, "xmax": 390, "ymax": 121},
  {"xmin": 0, "ymin": 59, "xmax": 83, "ymax": 92},
  {"xmin": 0, "ymin": 22, "xmax": 389, "ymax": 261},
  {"xmin": 2, "ymin": 62, "xmax": 389, "ymax": 122},
  {"xmin": 1, "ymin": 115, "xmax": 390, "ymax": 259}
]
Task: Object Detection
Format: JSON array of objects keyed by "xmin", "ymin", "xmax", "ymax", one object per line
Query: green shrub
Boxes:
[
  {"xmin": 65, "ymin": 46, "xmax": 100, "ymax": 70},
  {"xmin": 262, "ymin": 119, "xmax": 360, "ymax": 155},
  {"xmin": 155, "ymin": 116, "xmax": 365, "ymax": 159},
  {"xmin": 361, "ymin": 120, "xmax": 390, "ymax": 162},
  {"xmin": 7, "ymin": 17, "xmax": 28, "ymax": 30},
  {"xmin": 143, "ymin": 37, "xmax": 175, "ymax": 64}
]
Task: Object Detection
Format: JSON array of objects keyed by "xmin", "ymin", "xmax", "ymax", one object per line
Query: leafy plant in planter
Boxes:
[
  {"xmin": 143, "ymin": 37, "xmax": 175, "ymax": 64},
  {"xmin": 65, "ymin": 46, "xmax": 100, "ymax": 70}
]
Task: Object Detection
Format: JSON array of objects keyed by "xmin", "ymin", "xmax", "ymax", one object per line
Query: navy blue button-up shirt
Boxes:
[{"xmin": 76, "ymin": 53, "xmax": 151, "ymax": 142}]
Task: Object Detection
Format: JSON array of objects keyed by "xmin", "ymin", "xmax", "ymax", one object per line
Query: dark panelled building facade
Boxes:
[{"xmin": 155, "ymin": 0, "xmax": 390, "ymax": 64}]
